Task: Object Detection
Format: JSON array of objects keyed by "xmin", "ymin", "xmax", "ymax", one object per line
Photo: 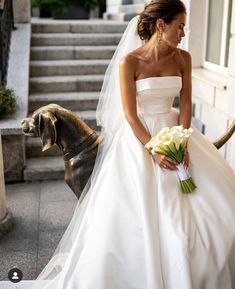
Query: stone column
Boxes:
[
  {"xmin": 0, "ymin": 130, "xmax": 14, "ymax": 236},
  {"xmin": 13, "ymin": 0, "xmax": 31, "ymax": 23}
]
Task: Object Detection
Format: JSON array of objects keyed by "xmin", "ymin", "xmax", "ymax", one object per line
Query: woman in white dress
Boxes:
[{"xmin": 31, "ymin": 0, "xmax": 235, "ymax": 288}]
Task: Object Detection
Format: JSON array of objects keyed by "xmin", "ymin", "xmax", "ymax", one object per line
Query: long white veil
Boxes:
[{"xmin": 31, "ymin": 16, "xmax": 144, "ymax": 286}]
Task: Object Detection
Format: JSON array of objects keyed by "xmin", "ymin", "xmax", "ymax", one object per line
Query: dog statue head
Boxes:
[{"xmin": 21, "ymin": 104, "xmax": 60, "ymax": 151}]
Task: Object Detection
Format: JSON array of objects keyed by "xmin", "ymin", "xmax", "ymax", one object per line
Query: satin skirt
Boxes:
[{"xmin": 31, "ymin": 107, "xmax": 235, "ymax": 289}]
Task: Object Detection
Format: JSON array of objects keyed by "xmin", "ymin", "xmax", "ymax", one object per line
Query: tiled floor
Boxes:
[{"xmin": 0, "ymin": 180, "xmax": 77, "ymax": 282}]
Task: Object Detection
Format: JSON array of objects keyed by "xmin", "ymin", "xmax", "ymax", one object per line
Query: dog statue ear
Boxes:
[{"xmin": 39, "ymin": 111, "xmax": 57, "ymax": 151}]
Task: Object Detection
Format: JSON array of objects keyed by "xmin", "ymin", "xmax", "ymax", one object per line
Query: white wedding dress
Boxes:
[{"xmin": 30, "ymin": 76, "xmax": 235, "ymax": 289}]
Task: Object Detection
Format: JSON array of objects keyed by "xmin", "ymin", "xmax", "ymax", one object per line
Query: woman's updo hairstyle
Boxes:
[{"xmin": 138, "ymin": 0, "xmax": 186, "ymax": 41}]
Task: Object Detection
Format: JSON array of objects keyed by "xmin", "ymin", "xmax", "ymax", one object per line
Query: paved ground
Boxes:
[{"xmin": 0, "ymin": 180, "xmax": 77, "ymax": 283}]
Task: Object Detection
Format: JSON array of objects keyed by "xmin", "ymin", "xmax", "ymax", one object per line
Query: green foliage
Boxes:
[
  {"xmin": 32, "ymin": 0, "xmax": 64, "ymax": 13},
  {"xmin": 70, "ymin": 0, "xmax": 104, "ymax": 9},
  {"xmin": 0, "ymin": 86, "xmax": 17, "ymax": 118},
  {"xmin": 31, "ymin": 0, "xmax": 104, "ymax": 11}
]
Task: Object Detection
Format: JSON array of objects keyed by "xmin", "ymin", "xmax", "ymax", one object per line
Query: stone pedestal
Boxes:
[
  {"xmin": 0, "ymin": 130, "xmax": 14, "ymax": 236},
  {"xmin": 2, "ymin": 133, "xmax": 25, "ymax": 182},
  {"xmin": 13, "ymin": 0, "xmax": 31, "ymax": 23}
]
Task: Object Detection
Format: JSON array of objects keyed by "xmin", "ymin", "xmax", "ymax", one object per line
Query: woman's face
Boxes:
[{"xmin": 162, "ymin": 12, "xmax": 186, "ymax": 47}]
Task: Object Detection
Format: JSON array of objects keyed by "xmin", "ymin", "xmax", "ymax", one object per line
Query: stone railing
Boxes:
[{"xmin": 0, "ymin": 0, "xmax": 14, "ymax": 84}]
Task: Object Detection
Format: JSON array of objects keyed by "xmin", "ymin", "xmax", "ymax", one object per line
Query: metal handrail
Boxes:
[
  {"xmin": 0, "ymin": 0, "xmax": 14, "ymax": 85},
  {"xmin": 213, "ymin": 119, "xmax": 235, "ymax": 149}
]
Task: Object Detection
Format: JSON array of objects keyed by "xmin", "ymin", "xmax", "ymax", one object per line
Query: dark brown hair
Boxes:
[{"xmin": 137, "ymin": 0, "xmax": 186, "ymax": 40}]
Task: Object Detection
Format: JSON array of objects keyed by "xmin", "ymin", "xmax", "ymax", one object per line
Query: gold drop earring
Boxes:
[{"xmin": 157, "ymin": 29, "xmax": 163, "ymax": 47}]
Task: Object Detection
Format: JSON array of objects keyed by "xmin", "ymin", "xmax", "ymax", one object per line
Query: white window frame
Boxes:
[{"xmin": 203, "ymin": 0, "xmax": 232, "ymax": 75}]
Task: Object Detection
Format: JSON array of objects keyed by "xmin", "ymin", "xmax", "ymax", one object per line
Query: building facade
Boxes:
[{"xmin": 186, "ymin": 0, "xmax": 235, "ymax": 170}]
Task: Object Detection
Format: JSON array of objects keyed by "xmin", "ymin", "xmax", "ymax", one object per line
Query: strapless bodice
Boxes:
[{"xmin": 136, "ymin": 76, "xmax": 182, "ymax": 114}]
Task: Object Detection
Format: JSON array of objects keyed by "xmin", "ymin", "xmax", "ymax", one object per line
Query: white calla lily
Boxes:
[{"xmin": 144, "ymin": 125, "xmax": 196, "ymax": 194}]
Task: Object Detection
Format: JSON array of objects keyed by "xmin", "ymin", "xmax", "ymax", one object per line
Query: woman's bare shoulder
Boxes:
[
  {"xmin": 177, "ymin": 48, "xmax": 192, "ymax": 63},
  {"xmin": 120, "ymin": 53, "xmax": 137, "ymax": 66},
  {"xmin": 120, "ymin": 46, "xmax": 144, "ymax": 66},
  {"xmin": 119, "ymin": 49, "xmax": 141, "ymax": 75},
  {"xmin": 173, "ymin": 48, "xmax": 192, "ymax": 73}
]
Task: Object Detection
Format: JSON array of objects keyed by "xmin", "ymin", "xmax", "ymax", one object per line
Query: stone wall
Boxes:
[
  {"xmin": 0, "ymin": 1, "xmax": 31, "ymax": 182},
  {"xmin": 0, "ymin": 23, "xmax": 30, "ymax": 182}
]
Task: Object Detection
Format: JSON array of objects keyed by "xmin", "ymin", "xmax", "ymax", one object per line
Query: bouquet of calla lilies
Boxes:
[{"xmin": 145, "ymin": 125, "xmax": 197, "ymax": 194}]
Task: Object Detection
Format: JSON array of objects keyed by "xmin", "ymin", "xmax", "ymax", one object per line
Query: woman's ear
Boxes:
[{"xmin": 156, "ymin": 18, "xmax": 165, "ymax": 32}]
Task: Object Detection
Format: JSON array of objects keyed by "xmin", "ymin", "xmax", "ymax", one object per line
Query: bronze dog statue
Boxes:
[{"xmin": 21, "ymin": 104, "xmax": 100, "ymax": 200}]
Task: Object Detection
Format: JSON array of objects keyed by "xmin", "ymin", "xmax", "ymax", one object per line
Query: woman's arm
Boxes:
[
  {"xmin": 178, "ymin": 50, "xmax": 192, "ymax": 168},
  {"xmin": 119, "ymin": 55, "xmax": 151, "ymax": 146},
  {"xmin": 178, "ymin": 50, "xmax": 192, "ymax": 129}
]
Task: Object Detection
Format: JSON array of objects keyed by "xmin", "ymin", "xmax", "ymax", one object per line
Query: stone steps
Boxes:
[
  {"xmin": 30, "ymin": 59, "xmax": 110, "ymax": 76},
  {"xmin": 26, "ymin": 137, "xmax": 61, "ymax": 158},
  {"xmin": 104, "ymin": 12, "xmax": 137, "ymax": 21},
  {"xmin": 30, "ymin": 74, "xmax": 104, "ymax": 93},
  {"xmin": 24, "ymin": 19, "xmax": 125, "ymax": 182},
  {"xmin": 24, "ymin": 156, "xmax": 65, "ymax": 181},
  {"xmin": 31, "ymin": 20, "xmax": 127, "ymax": 34},
  {"xmin": 29, "ymin": 91, "xmax": 99, "ymax": 112},
  {"xmin": 108, "ymin": 3, "xmax": 144, "ymax": 14},
  {"xmin": 30, "ymin": 46, "xmax": 116, "ymax": 60},
  {"xmin": 31, "ymin": 33, "xmax": 122, "ymax": 46}
]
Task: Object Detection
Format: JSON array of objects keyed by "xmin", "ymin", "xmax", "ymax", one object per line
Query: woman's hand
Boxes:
[
  {"xmin": 183, "ymin": 149, "xmax": 189, "ymax": 169},
  {"xmin": 151, "ymin": 153, "xmax": 179, "ymax": 170}
]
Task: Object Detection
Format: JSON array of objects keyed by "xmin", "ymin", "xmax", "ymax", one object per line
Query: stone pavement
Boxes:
[{"xmin": 0, "ymin": 180, "xmax": 77, "ymax": 284}]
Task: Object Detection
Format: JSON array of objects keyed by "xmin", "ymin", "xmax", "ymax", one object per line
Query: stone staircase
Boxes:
[{"xmin": 24, "ymin": 19, "xmax": 127, "ymax": 182}]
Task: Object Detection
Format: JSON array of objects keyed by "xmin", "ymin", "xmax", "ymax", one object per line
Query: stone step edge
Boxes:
[
  {"xmin": 31, "ymin": 45, "xmax": 117, "ymax": 51},
  {"xmin": 29, "ymin": 91, "xmax": 100, "ymax": 101},
  {"xmin": 30, "ymin": 59, "xmax": 110, "ymax": 66},
  {"xmin": 24, "ymin": 156, "xmax": 65, "ymax": 181},
  {"xmin": 31, "ymin": 19, "xmax": 128, "ymax": 24},
  {"xmin": 31, "ymin": 25, "xmax": 127, "ymax": 34},
  {"xmin": 32, "ymin": 33, "xmax": 123, "ymax": 37},
  {"xmin": 27, "ymin": 109, "xmax": 97, "ymax": 119},
  {"xmin": 30, "ymin": 74, "xmax": 104, "ymax": 82}
]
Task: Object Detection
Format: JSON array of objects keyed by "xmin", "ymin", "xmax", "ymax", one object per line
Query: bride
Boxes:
[{"xmin": 31, "ymin": 0, "xmax": 235, "ymax": 288}]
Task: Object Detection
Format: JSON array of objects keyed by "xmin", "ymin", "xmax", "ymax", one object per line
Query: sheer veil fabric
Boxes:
[{"xmin": 31, "ymin": 16, "xmax": 144, "ymax": 287}]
